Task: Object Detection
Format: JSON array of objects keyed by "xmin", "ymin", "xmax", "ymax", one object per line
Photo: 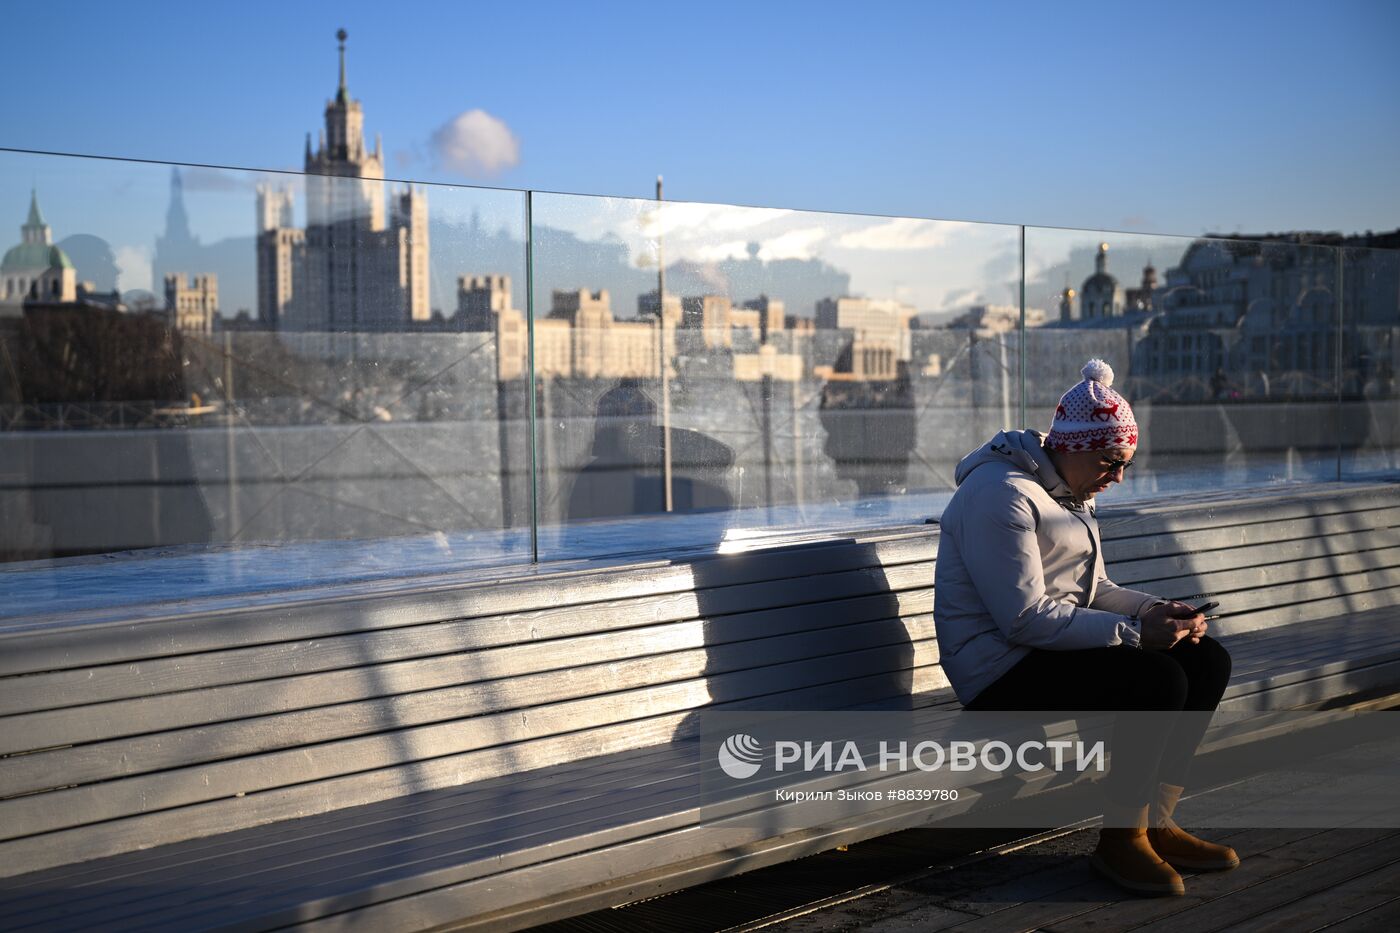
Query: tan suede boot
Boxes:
[
  {"xmin": 1090, "ymin": 802, "xmax": 1185, "ymax": 896},
  {"xmin": 1147, "ymin": 783, "xmax": 1240, "ymax": 871}
]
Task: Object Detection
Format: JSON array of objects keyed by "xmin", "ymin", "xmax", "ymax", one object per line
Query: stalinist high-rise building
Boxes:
[{"xmin": 257, "ymin": 30, "xmax": 430, "ymax": 331}]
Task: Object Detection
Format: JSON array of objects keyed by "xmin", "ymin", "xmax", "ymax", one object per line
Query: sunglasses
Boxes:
[{"xmin": 1100, "ymin": 456, "xmax": 1135, "ymax": 473}]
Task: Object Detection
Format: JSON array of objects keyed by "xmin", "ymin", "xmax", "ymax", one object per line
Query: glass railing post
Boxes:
[
  {"xmin": 1018, "ymin": 224, "xmax": 1027, "ymax": 429},
  {"xmin": 526, "ymin": 190, "xmax": 540, "ymax": 564},
  {"xmin": 1336, "ymin": 247, "xmax": 1344, "ymax": 481}
]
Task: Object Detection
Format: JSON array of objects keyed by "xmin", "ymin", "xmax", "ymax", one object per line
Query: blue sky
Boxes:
[{"xmin": 3, "ymin": 0, "xmax": 1397, "ymax": 238}]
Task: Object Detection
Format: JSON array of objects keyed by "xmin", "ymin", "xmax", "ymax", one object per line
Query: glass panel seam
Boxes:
[
  {"xmin": 525, "ymin": 191, "xmax": 540, "ymax": 563},
  {"xmin": 1336, "ymin": 248, "xmax": 1344, "ymax": 481},
  {"xmin": 1018, "ymin": 224, "xmax": 1027, "ymax": 429}
]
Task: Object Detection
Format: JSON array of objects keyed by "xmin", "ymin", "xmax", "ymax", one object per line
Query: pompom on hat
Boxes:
[{"xmin": 1044, "ymin": 359, "xmax": 1139, "ymax": 452}]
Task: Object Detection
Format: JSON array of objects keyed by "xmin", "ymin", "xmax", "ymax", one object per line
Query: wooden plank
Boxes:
[
  {"xmin": 1098, "ymin": 484, "xmax": 1400, "ymax": 538},
  {"xmin": 1222, "ymin": 855, "xmax": 1400, "ymax": 933},
  {"xmin": 1223, "ymin": 647, "xmax": 1400, "ymax": 702},
  {"xmin": 0, "ymin": 733, "xmax": 694, "ymax": 902},
  {"xmin": 1108, "ymin": 528, "xmax": 1400, "ymax": 586},
  {"xmin": 1100, "ymin": 488, "xmax": 1400, "ymax": 537},
  {"xmin": 10, "ymin": 728, "xmax": 1338, "ymax": 930},
  {"xmin": 11, "ymin": 699, "xmax": 1061, "ymax": 929},
  {"xmin": 1218, "ymin": 604, "xmax": 1399, "ymax": 652},
  {"xmin": 34, "ymin": 717, "xmax": 1062, "ymax": 933},
  {"xmin": 1101, "ymin": 481, "xmax": 1398, "ymax": 521},
  {"xmin": 0, "ymin": 584, "xmax": 935, "ymax": 752},
  {"xmin": 0, "ymin": 532, "xmax": 936, "ymax": 676},
  {"xmin": 172, "ymin": 773, "xmax": 1082, "ymax": 932},
  {"xmin": 1223, "ymin": 659, "xmax": 1400, "ymax": 711},
  {"xmin": 19, "ymin": 586, "xmax": 1377, "ymax": 795},
  {"xmin": 0, "ymin": 559, "xmax": 933, "ymax": 716},
  {"xmin": 1215, "ymin": 586, "xmax": 1400, "ymax": 635},
  {"xmin": 1102, "ymin": 504, "xmax": 1400, "ymax": 563},
  {"xmin": 357, "ymin": 787, "xmax": 1081, "ymax": 932},
  {"xmin": 1143, "ymin": 566, "xmax": 1400, "ymax": 617},
  {"xmin": 2, "ymin": 551, "xmax": 1388, "ymax": 784},
  {"xmin": 1225, "ymin": 634, "xmax": 1400, "ymax": 690},
  {"xmin": 1125, "ymin": 830, "xmax": 1400, "ymax": 932},
  {"xmin": 0, "ymin": 642, "xmax": 944, "ymax": 855},
  {"xmin": 27, "ymin": 717, "xmax": 856, "ymax": 924},
  {"xmin": 0, "ymin": 614, "xmax": 938, "ymax": 795},
  {"xmin": 0, "ymin": 740, "xmax": 727, "ymax": 929},
  {"xmin": 1110, "ymin": 547, "xmax": 1400, "ymax": 608},
  {"xmin": 1040, "ymin": 828, "xmax": 1347, "ymax": 933},
  {"xmin": 1226, "ymin": 610, "xmax": 1399, "ymax": 656},
  {"xmin": 13, "ymin": 526, "xmax": 1377, "ymax": 739},
  {"xmin": 0, "ymin": 680, "xmax": 1377, "ymax": 924},
  {"xmin": 4, "ymin": 531, "xmax": 1394, "ymax": 823},
  {"xmin": 1224, "ymin": 620, "xmax": 1400, "ymax": 677},
  {"xmin": 1314, "ymin": 895, "xmax": 1400, "ymax": 933},
  {"xmin": 896, "ymin": 828, "xmax": 1400, "ymax": 933},
  {"xmin": 0, "ymin": 660, "xmax": 953, "ymax": 879},
  {"xmin": 1222, "ymin": 620, "xmax": 1400, "ymax": 676},
  {"xmin": 1103, "ymin": 504, "xmax": 1398, "ymax": 559}
]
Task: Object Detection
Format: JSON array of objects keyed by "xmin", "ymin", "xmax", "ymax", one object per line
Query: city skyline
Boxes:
[
  {"xmin": 2, "ymin": 26, "xmax": 1396, "ymax": 350},
  {"xmin": 4, "ymin": 163, "xmax": 1395, "ymax": 330},
  {"xmin": 1, "ymin": 1, "xmax": 1397, "ymax": 241}
]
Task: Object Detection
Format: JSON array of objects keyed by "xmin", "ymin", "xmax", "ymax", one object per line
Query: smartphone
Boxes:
[{"xmin": 1193, "ymin": 601, "xmax": 1220, "ymax": 615}]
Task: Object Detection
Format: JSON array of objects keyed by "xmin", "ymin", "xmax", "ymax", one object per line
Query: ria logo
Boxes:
[{"xmin": 717, "ymin": 733, "xmax": 764, "ymax": 779}]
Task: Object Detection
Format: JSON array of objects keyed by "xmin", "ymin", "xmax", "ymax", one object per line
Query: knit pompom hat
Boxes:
[{"xmin": 1044, "ymin": 359, "xmax": 1138, "ymax": 452}]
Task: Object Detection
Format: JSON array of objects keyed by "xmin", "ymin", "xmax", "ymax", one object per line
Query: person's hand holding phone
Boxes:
[
  {"xmin": 1140, "ymin": 600, "xmax": 1209, "ymax": 649},
  {"xmin": 1186, "ymin": 601, "xmax": 1218, "ymax": 643}
]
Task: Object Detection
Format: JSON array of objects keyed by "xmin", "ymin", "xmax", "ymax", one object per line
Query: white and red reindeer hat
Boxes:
[{"xmin": 1044, "ymin": 359, "xmax": 1138, "ymax": 452}]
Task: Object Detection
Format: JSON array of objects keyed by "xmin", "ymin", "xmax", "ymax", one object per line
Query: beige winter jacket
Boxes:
[{"xmin": 934, "ymin": 429, "xmax": 1163, "ymax": 705}]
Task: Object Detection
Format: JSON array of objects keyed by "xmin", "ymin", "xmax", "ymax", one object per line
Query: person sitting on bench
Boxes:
[{"xmin": 934, "ymin": 358, "xmax": 1237, "ymax": 897}]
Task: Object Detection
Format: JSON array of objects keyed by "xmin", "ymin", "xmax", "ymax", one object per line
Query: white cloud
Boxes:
[
  {"xmin": 938, "ymin": 287, "xmax": 984, "ymax": 312},
  {"xmin": 638, "ymin": 202, "xmax": 792, "ymax": 239},
  {"xmin": 431, "ymin": 109, "xmax": 521, "ymax": 177},
  {"xmin": 757, "ymin": 226, "xmax": 828, "ymax": 261},
  {"xmin": 114, "ymin": 245, "xmax": 151, "ymax": 292},
  {"xmin": 692, "ymin": 239, "xmax": 754, "ymax": 262},
  {"xmin": 605, "ymin": 203, "xmax": 805, "ymax": 267},
  {"xmin": 837, "ymin": 218, "xmax": 973, "ymax": 251}
]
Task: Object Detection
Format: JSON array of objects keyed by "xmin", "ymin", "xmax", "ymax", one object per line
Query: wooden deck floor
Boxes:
[
  {"xmin": 769, "ymin": 732, "xmax": 1400, "ymax": 933},
  {"xmin": 767, "ymin": 826, "xmax": 1400, "ymax": 933}
]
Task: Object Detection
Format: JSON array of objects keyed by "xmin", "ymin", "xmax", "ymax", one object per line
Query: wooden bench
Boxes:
[{"xmin": 0, "ymin": 480, "xmax": 1396, "ymax": 931}]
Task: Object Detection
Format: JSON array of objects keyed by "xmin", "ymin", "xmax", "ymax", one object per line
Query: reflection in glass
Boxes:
[
  {"xmin": 528, "ymin": 193, "xmax": 1023, "ymax": 559},
  {"xmin": 1, "ymin": 135, "xmax": 1395, "ymax": 610},
  {"xmin": 1023, "ymin": 229, "xmax": 1350, "ymax": 494},
  {"xmin": 0, "ymin": 141, "xmax": 531, "ymax": 613},
  {"xmin": 1340, "ymin": 243, "xmax": 1399, "ymax": 477}
]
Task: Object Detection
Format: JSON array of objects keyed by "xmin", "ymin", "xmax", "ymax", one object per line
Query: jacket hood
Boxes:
[{"xmin": 954, "ymin": 429, "xmax": 1075, "ymax": 500}]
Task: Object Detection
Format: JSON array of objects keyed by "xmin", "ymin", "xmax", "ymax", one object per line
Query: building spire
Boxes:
[
  {"xmin": 164, "ymin": 166, "xmax": 193, "ymax": 243},
  {"xmin": 336, "ymin": 28, "xmax": 348, "ymax": 103},
  {"xmin": 25, "ymin": 188, "xmax": 44, "ymax": 229},
  {"xmin": 21, "ymin": 188, "xmax": 52, "ymax": 246}
]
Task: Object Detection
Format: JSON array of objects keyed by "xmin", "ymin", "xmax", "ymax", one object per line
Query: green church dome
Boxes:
[
  {"xmin": 2, "ymin": 190, "xmax": 74, "ymax": 275},
  {"xmin": 1, "ymin": 242, "xmax": 74, "ymax": 274}
]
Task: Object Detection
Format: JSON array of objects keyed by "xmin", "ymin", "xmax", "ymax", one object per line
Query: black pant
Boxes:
[{"xmin": 965, "ymin": 636, "xmax": 1232, "ymax": 806}]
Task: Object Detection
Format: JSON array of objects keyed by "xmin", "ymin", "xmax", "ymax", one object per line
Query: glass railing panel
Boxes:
[
  {"xmin": 0, "ymin": 150, "xmax": 530, "ymax": 616},
  {"xmin": 527, "ymin": 192, "xmax": 1022, "ymax": 560},
  {"xmin": 1023, "ymin": 227, "xmax": 1344, "ymax": 498},
  {"xmin": 1339, "ymin": 242, "xmax": 1399, "ymax": 478}
]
